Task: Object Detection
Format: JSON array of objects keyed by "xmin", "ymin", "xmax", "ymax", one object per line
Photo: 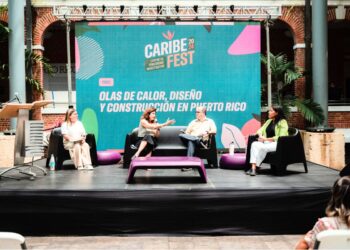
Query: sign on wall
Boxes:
[{"xmin": 75, "ymin": 22, "xmax": 261, "ymax": 150}]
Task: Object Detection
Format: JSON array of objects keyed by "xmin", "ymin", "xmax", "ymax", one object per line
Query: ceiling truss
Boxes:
[{"xmin": 53, "ymin": 5, "xmax": 282, "ymax": 21}]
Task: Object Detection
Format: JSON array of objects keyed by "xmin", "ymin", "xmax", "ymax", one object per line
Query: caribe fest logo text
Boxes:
[{"xmin": 144, "ymin": 31, "xmax": 195, "ymax": 71}]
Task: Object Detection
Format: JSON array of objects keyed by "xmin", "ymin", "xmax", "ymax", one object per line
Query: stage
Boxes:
[{"xmin": 0, "ymin": 158, "xmax": 339, "ymax": 236}]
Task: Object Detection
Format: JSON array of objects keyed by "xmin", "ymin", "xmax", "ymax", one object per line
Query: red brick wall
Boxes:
[
  {"xmin": 42, "ymin": 114, "xmax": 65, "ymax": 131},
  {"xmin": 261, "ymin": 111, "xmax": 350, "ymax": 129},
  {"xmin": 0, "ymin": 114, "xmax": 65, "ymax": 132},
  {"xmin": 0, "ymin": 118, "xmax": 10, "ymax": 131},
  {"xmin": 328, "ymin": 112, "xmax": 350, "ymax": 128}
]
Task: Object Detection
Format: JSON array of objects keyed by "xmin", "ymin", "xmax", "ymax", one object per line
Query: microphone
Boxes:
[{"xmin": 14, "ymin": 92, "xmax": 21, "ymax": 103}]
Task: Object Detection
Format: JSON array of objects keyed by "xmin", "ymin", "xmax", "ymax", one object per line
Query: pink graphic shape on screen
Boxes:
[
  {"xmin": 99, "ymin": 78, "xmax": 114, "ymax": 87},
  {"xmin": 75, "ymin": 38, "xmax": 80, "ymax": 72},
  {"xmin": 162, "ymin": 31, "xmax": 174, "ymax": 40},
  {"xmin": 241, "ymin": 118, "xmax": 261, "ymax": 144},
  {"xmin": 221, "ymin": 123, "xmax": 246, "ymax": 149},
  {"xmin": 228, "ymin": 25, "xmax": 260, "ymax": 55}
]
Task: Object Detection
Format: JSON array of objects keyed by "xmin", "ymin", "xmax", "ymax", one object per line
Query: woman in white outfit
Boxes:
[
  {"xmin": 246, "ymin": 106, "xmax": 288, "ymax": 176},
  {"xmin": 61, "ymin": 108, "xmax": 93, "ymax": 170}
]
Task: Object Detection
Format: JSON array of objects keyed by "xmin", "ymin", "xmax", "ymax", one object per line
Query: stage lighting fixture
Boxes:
[
  {"xmin": 175, "ymin": 5, "xmax": 179, "ymax": 13},
  {"xmin": 120, "ymin": 5, "xmax": 125, "ymax": 13},
  {"xmin": 230, "ymin": 5, "xmax": 235, "ymax": 12},
  {"xmin": 82, "ymin": 5, "xmax": 87, "ymax": 13},
  {"xmin": 157, "ymin": 5, "xmax": 162, "ymax": 14},
  {"xmin": 194, "ymin": 5, "xmax": 198, "ymax": 13},
  {"xmin": 212, "ymin": 5, "xmax": 217, "ymax": 13},
  {"xmin": 139, "ymin": 5, "xmax": 143, "ymax": 13},
  {"xmin": 102, "ymin": 5, "xmax": 106, "ymax": 12}
]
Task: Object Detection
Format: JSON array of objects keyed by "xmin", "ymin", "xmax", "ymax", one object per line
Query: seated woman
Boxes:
[
  {"xmin": 295, "ymin": 176, "xmax": 350, "ymax": 249},
  {"xmin": 246, "ymin": 106, "xmax": 288, "ymax": 176},
  {"xmin": 132, "ymin": 107, "xmax": 175, "ymax": 159},
  {"xmin": 61, "ymin": 108, "xmax": 93, "ymax": 170}
]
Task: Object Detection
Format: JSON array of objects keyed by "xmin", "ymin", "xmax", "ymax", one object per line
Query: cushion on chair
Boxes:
[
  {"xmin": 220, "ymin": 153, "xmax": 246, "ymax": 169},
  {"xmin": 97, "ymin": 150, "xmax": 121, "ymax": 165}
]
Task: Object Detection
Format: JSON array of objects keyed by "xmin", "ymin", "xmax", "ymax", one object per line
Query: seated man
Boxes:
[{"xmin": 179, "ymin": 106, "xmax": 217, "ymax": 170}]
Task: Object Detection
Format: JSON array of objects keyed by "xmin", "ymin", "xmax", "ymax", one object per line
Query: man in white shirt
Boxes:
[{"xmin": 179, "ymin": 106, "xmax": 217, "ymax": 158}]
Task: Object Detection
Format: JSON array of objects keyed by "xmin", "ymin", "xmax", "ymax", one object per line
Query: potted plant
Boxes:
[{"xmin": 261, "ymin": 52, "xmax": 324, "ymax": 126}]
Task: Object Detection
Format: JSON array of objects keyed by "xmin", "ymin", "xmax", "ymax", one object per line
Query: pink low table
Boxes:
[
  {"xmin": 220, "ymin": 153, "xmax": 247, "ymax": 169},
  {"xmin": 127, "ymin": 156, "xmax": 207, "ymax": 183}
]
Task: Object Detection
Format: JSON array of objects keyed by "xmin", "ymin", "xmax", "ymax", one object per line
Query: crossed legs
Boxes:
[
  {"xmin": 132, "ymin": 136, "xmax": 155, "ymax": 159},
  {"xmin": 179, "ymin": 133, "xmax": 200, "ymax": 157},
  {"xmin": 133, "ymin": 140, "xmax": 148, "ymax": 158}
]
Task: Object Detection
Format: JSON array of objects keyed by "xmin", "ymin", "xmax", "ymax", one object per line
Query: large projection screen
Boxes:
[{"xmin": 75, "ymin": 22, "xmax": 261, "ymax": 150}]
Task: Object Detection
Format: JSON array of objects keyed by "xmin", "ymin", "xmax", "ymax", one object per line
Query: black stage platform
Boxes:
[{"xmin": 0, "ymin": 158, "xmax": 340, "ymax": 236}]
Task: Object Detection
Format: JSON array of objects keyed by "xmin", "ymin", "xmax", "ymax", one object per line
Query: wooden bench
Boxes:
[{"xmin": 127, "ymin": 156, "xmax": 207, "ymax": 183}]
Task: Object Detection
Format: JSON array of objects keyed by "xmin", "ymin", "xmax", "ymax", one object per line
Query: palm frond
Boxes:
[
  {"xmin": 261, "ymin": 52, "xmax": 323, "ymax": 126},
  {"xmin": 0, "ymin": 6, "xmax": 9, "ymax": 42},
  {"xmin": 294, "ymin": 99, "xmax": 325, "ymax": 126},
  {"xmin": 25, "ymin": 50, "xmax": 54, "ymax": 75},
  {"xmin": 26, "ymin": 77, "xmax": 43, "ymax": 94},
  {"xmin": 0, "ymin": 23, "xmax": 10, "ymax": 42},
  {"xmin": 0, "ymin": 5, "xmax": 8, "ymax": 12},
  {"xmin": 284, "ymin": 69, "xmax": 303, "ymax": 86},
  {"xmin": 261, "ymin": 54, "xmax": 267, "ymax": 65}
]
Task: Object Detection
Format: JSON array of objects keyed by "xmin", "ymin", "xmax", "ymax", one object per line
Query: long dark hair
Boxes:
[
  {"xmin": 326, "ymin": 176, "xmax": 350, "ymax": 226},
  {"xmin": 141, "ymin": 107, "xmax": 157, "ymax": 123},
  {"xmin": 271, "ymin": 105, "xmax": 286, "ymax": 124}
]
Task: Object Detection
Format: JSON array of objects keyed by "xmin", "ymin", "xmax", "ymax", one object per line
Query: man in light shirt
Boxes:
[{"xmin": 179, "ymin": 106, "xmax": 217, "ymax": 159}]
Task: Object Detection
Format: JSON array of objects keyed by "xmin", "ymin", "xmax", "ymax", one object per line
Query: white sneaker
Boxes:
[
  {"xmin": 77, "ymin": 166, "xmax": 84, "ymax": 171},
  {"xmin": 84, "ymin": 165, "xmax": 94, "ymax": 170}
]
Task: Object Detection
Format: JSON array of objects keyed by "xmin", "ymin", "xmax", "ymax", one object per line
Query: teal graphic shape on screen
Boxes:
[{"xmin": 76, "ymin": 22, "xmax": 261, "ymax": 150}]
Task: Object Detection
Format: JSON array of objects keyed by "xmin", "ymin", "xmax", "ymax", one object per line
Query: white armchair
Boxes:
[
  {"xmin": 0, "ymin": 232, "xmax": 27, "ymax": 249},
  {"xmin": 314, "ymin": 230, "xmax": 350, "ymax": 249}
]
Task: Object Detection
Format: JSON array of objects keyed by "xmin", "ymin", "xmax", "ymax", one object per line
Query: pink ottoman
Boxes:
[
  {"xmin": 97, "ymin": 150, "xmax": 122, "ymax": 165},
  {"xmin": 220, "ymin": 153, "xmax": 246, "ymax": 170}
]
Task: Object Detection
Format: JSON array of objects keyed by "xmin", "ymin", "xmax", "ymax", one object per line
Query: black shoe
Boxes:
[
  {"xmin": 181, "ymin": 168, "xmax": 192, "ymax": 172},
  {"xmin": 245, "ymin": 169, "xmax": 252, "ymax": 175}
]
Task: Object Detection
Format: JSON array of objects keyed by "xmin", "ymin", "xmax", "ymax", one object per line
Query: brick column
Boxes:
[
  {"xmin": 294, "ymin": 47, "xmax": 305, "ymax": 99},
  {"xmin": 31, "ymin": 48, "xmax": 44, "ymax": 120},
  {"xmin": 280, "ymin": 7, "xmax": 306, "ymax": 128},
  {"xmin": 31, "ymin": 8, "xmax": 59, "ymax": 120}
]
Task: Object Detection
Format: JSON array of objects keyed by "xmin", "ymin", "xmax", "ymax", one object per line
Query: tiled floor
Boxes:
[{"xmin": 26, "ymin": 235, "xmax": 302, "ymax": 249}]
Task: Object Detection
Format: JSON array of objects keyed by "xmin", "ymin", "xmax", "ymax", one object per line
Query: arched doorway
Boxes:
[{"xmin": 42, "ymin": 20, "xmax": 75, "ymax": 111}]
